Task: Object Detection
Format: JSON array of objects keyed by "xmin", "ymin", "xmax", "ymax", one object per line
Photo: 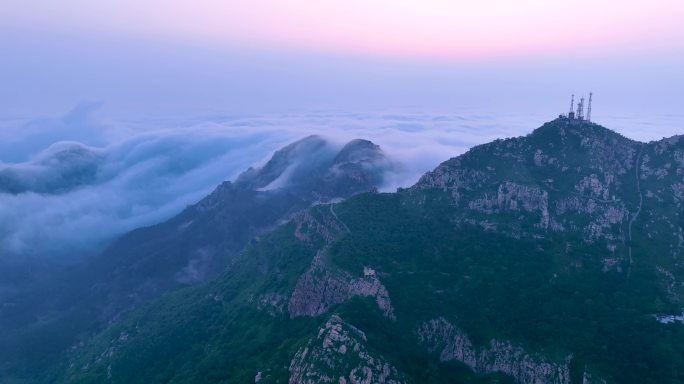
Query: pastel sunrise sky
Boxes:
[
  {"xmin": 2, "ymin": 0, "xmax": 684, "ymax": 257},
  {"xmin": 2, "ymin": 0, "xmax": 683, "ymax": 117}
]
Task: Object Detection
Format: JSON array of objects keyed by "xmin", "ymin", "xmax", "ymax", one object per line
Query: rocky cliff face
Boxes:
[
  {"xmin": 265, "ymin": 200, "xmax": 398, "ymax": 321},
  {"xmin": 414, "ymin": 120, "xmax": 647, "ymax": 269},
  {"xmin": 288, "ymin": 252, "xmax": 395, "ymax": 320},
  {"xmin": 417, "ymin": 121, "xmax": 684, "ymax": 300},
  {"xmin": 417, "ymin": 317, "xmax": 573, "ymax": 384},
  {"xmin": 468, "ymin": 181, "xmax": 550, "ymax": 228},
  {"xmin": 289, "ymin": 315, "xmax": 405, "ymax": 384}
]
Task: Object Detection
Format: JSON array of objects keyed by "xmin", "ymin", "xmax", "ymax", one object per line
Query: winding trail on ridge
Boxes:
[
  {"xmin": 329, "ymin": 203, "xmax": 350, "ymax": 233},
  {"xmin": 627, "ymin": 145, "xmax": 644, "ymax": 279}
]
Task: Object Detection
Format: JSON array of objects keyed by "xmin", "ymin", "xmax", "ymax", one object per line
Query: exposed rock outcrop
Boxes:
[
  {"xmin": 416, "ymin": 317, "xmax": 574, "ymax": 384},
  {"xmin": 289, "ymin": 315, "xmax": 405, "ymax": 384},
  {"xmin": 417, "ymin": 163, "xmax": 488, "ymax": 203},
  {"xmin": 412, "ymin": 121, "xmax": 644, "ymax": 250},
  {"xmin": 288, "ymin": 253, "xmax": 395, "ymax": 320},
  {"xmin": 469, "ymin": 181, "xmax": 550, "ymax": 228}
]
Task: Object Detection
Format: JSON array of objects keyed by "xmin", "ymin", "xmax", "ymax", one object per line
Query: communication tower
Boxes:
[
  {"xmin": 568, "ymin": 94, "xmax": 576, "ymax": 119},
  {"xmin": 586, "ymin": 92, "xmax": 593, "ymax": 122}
]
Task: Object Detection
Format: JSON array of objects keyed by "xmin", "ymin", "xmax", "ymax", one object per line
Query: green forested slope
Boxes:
[{"xmin": 54, "ymin": 119, "xmax": 684, "ymax": 384}]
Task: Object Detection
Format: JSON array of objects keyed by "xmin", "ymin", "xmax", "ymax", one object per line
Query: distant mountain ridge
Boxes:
[{"xmin": 0, "ymin": 135, "xmax": 394, "ymax": 381}]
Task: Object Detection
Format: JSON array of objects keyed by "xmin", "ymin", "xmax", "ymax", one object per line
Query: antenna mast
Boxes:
[
  {"xmin": 577, "ymin": 97, "xmax": 585, "ymax": 120},
  {"xmin": 569, "ymin": 94, "xmax": 575, "ymax": 115},
  {"xmin": 587, "ymin": 92, "xmax": 593, "ymax": 122}
]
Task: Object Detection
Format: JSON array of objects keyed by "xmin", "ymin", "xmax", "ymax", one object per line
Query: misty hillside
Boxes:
[
  {"xmin": 53, "ymin": 118, "xmax": 684, "ymax": 383},
  {"xmin": 5, "ymin": 0, "xmax": 684, "ymax": 382},
  {"xmin": 0, "ymin": 135, "xmax": 393, "ymax": 381},
  {"xmin": 0, "ymin": 142, "xmax": 103, "ymax": 195}
]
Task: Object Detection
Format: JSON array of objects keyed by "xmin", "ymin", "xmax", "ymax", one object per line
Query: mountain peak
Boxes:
[
  {"xmin": 528, "ymin": 117, "xmax": 636, "ymax": 145},
  {"xmin": 333, "ymin": 139, "xmax": 383, "ymax": 165},
  {"xmin": 235, "ymin": 135, "xmax": 329, "ymax": 189},
  {"xmin": 417, "ymin": 117, "xmax": 640, "ymax": 195},
  {"xmin": 235, "ymin": 136, "xmax": 387, "ymax": 193}
]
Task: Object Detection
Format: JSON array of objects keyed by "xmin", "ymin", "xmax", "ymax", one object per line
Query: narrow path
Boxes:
[
  {"xmin": 627, "ymin": 145, "xmax": 644, "ymax": 278},
  {"xmin": 330, "ymin": 203, "xmax": 350, "ymax": 233}
]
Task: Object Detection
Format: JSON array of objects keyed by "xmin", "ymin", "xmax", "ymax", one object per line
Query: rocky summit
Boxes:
[{"xmin": 29, "ymin": 119, "xmax": 684, "ymax": 383}]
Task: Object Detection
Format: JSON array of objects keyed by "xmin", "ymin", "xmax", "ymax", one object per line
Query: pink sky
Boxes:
[
  {"xmin": 4, "ymin": 0, "xmax": 684, "ymax": 61},
  {"xmin": 1, "ymin": 0, "xmax": 683, "ymax": 118}
]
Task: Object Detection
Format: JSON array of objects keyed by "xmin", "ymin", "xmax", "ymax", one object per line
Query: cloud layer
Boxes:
[
  {"xmin": 0, "ymin": 107, "xmax": 297, "ymax": 260},
  {"xmin": 0, "ymin": 105, "xmax": 681, "ymax": 261}
]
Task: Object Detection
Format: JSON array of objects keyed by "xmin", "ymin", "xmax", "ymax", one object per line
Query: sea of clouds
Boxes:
[{"xmin": 0, "ymin": 103, "xmax": 681, "ymax": 261}]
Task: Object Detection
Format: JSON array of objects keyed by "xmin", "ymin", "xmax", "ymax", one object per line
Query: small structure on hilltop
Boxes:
[
  {"xmin": 363, "ymin": 266, "xmax": 376, "ymax": 277},
  {"xmin": 559, "ymin": 92, "xmax": 593, "ymax": 123}
]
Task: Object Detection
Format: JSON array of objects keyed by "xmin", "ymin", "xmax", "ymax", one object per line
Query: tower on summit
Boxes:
[
  {"xmin": 587, "ymin": 92, "xmax": 593, "ymax": 122},
  {"xmin": 561, "ymin": 93, "xmax": 593, "ymax": 123},
  {"xmin": 568, "ymin": 94, "xmax": 575, "ymax": 119}
]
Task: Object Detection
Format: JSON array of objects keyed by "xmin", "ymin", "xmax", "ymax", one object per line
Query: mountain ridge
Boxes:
[
  {"xmin": 19, "ymin": 118, "xmax": 684, "ymax": 383},
  {"xmin": 0, "ymin": 135, "xmax": 394, "ymax": 381}
]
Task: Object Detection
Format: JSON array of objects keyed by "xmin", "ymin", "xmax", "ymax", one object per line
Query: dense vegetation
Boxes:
[
  {"xmin": 41, "ymin": 120, "xmax": 684, "ymax": 383},
  {"xmin": 55, "ymin": 192, "xmax": 684, "ymax": 383}
]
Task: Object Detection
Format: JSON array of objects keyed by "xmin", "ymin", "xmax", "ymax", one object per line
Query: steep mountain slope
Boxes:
[
  {"xmin": 0, "ymin": 135, "xmax": 392, "ymax": 381},
  {"xmin": 56, "ymin": 119, "xmax": 684, "ymax": 383},
  {"xmin": 82, "ymin": 135, "xmax": 389, "ymax": 317}
]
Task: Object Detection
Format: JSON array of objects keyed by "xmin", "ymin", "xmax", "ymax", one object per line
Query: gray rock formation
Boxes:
[
  {"xmin": 413, "ymin": 120, "xmax": 641, "ymax": 250},
  {"xmin": 288, "ymin": 253, "xmax": 395, "ymax": 320},
  {"xmin": 289, "ymin": 315, "xmax": 405, "ymax": 384},
  {"xmin": 417, "ymin": 317, "xmax": 574, "ymax": 384},
  {"xmin": 468, "ymin": 181, "xmax": 550, "ymax": 228}
]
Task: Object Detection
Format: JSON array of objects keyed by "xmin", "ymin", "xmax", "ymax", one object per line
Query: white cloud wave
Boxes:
[{"xmin": 1, "ymin": 104, "xmax": 680, "ymax": 261}]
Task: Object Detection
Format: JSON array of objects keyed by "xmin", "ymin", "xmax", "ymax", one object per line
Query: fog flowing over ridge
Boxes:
[{"xmin": 1, "ymin": 104, "xmax": 682, "ymax": 261}]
